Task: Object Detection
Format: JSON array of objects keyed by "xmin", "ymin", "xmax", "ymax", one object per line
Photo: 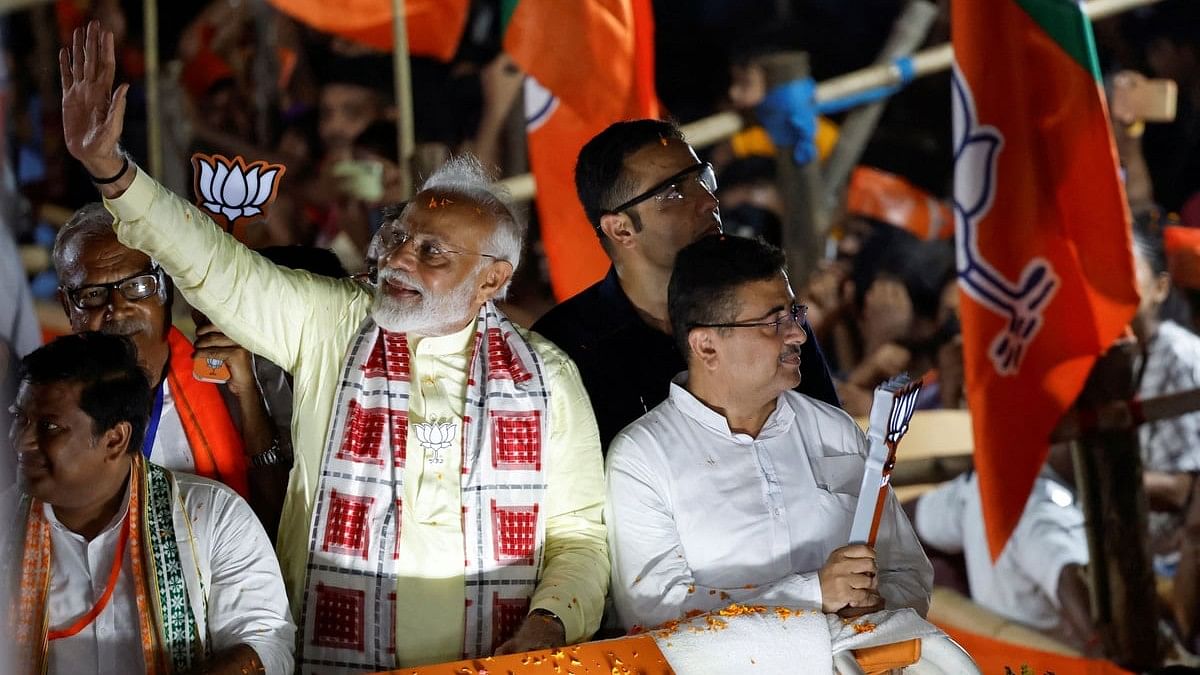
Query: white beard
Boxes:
[{"xmin": 371, "ymin": 267, "xmax": 478, "ymax": 335}]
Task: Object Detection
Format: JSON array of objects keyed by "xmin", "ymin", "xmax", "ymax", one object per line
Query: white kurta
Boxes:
[
  {"xmin": 147, "ymin": 379, "xmax": 194, "ymax": 472},
  {"xmin": 44, "ymin": 471, "xmax": 295, "ymax": 674},
  {"xmin": 605, "ymin": 377, "xmax": 932, "ymax": 631},
  {"xmin": 915, "ymin": 470, "xmax": 1089, "ymax": 649}
]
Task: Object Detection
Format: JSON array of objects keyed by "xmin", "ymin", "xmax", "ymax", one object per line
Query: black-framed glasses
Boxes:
[
  {"xmin": 604, "ymin": 162, "xmax": 718, "ymax": 217},
  {"xmin": 63, "ymin": 266, "xmax": 165, "ymax": 310},
  {"xmin": 372, "ymin": 224, "xmax": 508, "ymax": 268},
  {"xmin": 691, "ymin": 303, "xmax": 808, "ymax": 337}
]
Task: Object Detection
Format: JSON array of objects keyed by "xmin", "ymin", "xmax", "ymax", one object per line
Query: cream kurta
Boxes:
[{"xmin": 104, "ymin": 169, "xmax": 608, "ymax": 654}]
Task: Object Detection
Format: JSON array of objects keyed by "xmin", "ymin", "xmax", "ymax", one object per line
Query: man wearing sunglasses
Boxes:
[
  {"xmin": 60, "ymin": 22, "xmax": 606, "ymax": 672},
  {"xmin": 534, "ymin": 119, "xmax": 839, "ymax": 450},
  {"xmin": 604, "ymin": 235, "xmax": 931, "ymax": 632},
  {"xmin": 52, "ymin": 204, "xmax": 274, "ymax": 507}
]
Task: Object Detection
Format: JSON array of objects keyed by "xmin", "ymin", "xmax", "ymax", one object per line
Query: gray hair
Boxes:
[
  {"xmin": 52, "ymin": 203, "xmax": 116, "ymax": 275},
  {"xmin": 419, "ymin": 155, "xmax": 525, "ymax": 296}
]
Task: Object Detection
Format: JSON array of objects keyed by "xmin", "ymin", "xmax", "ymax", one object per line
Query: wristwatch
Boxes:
[
  {"xmin": 528, "ymin": 608, "xmax": 564, "ymax": 631},
  {"xmin": 250, "ymin": 437, "xmax": 285, "ymax": 467}
]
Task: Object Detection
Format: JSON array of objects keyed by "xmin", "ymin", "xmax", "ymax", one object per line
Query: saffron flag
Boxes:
[
  {"xmin": 267, "ymin": 0, "xmax": 469, "ymax": 61},
  {"xmin": 504, "ymin": 0, "xmax": 660, "ymax": 299},
  {"xmin": 951, "ymin": 0, "xmax": 1139, "ymax": 557}
]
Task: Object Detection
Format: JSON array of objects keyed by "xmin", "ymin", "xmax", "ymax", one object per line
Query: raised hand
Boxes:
[{"xmin": 60, "ymin": 20, "xmax": 130, "ymax": 185}]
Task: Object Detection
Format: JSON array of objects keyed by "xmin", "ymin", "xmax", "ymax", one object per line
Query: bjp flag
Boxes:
[
  {"xmin": 267, "ymin": 0, "xmax": 469, "ymax": 61},
  {"xmin": 504, "ymin": 0, "xmax": 660, "ymax": 300},
  {"xmin": 952, "ymin": 0, "xmax": 1139, "ymax": 557}
]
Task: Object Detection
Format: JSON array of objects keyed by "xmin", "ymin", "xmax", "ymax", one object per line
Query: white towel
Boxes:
[
  {"xmin": 651, "ymin": 607, "xmax": 833, "ymax": 674},
  {"xmin": 648, "ymin": 606, "xmax": 954, "ymax": 675},
  {"xmin": 828, "ymin": 607, "xmax": 944, "ymax": 651}
]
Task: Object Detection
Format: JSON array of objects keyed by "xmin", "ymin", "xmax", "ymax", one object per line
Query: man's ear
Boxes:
[
  {"xmin": 600, "ymin": 213, "xmax": 637, "ymax": 249},
  {"xmin": 100, "ymin": 421, "xmax": 133, "ymax": 462},
  {"xmin": 474, "ymin": 261, "xmax": 515, "ymax": 305},
  {"xmin": 687, "ymin": 328, "xmax": 720, "ymax": 371}
]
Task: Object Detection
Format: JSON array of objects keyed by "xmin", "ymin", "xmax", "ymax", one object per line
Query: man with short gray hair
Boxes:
[{"xmin": 59, "ymin": 22, "xmax": 607, "ymax": 672}]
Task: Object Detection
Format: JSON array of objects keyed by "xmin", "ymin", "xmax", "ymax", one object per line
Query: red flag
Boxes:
[
  {"xmin": 952, "ymin": 0, "xmax": 1139, "ymax": 558},
  {"xmin": 504, "ymin": 0, "xmax": 660, "ymax": 300}
]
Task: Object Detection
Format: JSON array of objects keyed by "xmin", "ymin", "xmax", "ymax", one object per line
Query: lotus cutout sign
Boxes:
[{"xmin": 190, "ymin": 153, "xmax": 285, "ymax": 233}]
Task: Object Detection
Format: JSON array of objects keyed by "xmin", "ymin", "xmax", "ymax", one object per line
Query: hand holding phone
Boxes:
[
  {"xmin": 193, "ymin": 354, "xmax": 232, "ymax": 384},
  {"xmin": 1111, "ymin": 71, "xmax": 1177, "ymax": 126},
  {"xmin": 332, "ymin": 159, "xmax": 385, "ymax": 202}
]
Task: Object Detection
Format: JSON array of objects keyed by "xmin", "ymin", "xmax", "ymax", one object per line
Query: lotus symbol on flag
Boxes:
[
  {"xmin": 191, "ymin": 154, "xmax": 284, "ymax": 224},
  {"xmin": 951, "ymin": 66, "xmax": 1059, "ymax": 376}
]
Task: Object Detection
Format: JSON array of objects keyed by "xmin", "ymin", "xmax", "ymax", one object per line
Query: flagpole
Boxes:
[
  {"xmin": 494, "ymin": 0, "xmax": 1163, "ymax": 201},
  {"xmin": 144, "ymin": 0, "xmax": 162, "ymax": 178},
  {"xmin": 391, "ymin": 0, "xmax": 416, "ymax": 200},
  {"xmin": 821, "ymin": 0, "xmax": 939, "ymax": 214}
]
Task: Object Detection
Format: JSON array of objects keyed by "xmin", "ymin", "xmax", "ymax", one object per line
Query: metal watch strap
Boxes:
[{"xmin": 249, "ymin": 438, "xmax": 283, "ymax": 467}]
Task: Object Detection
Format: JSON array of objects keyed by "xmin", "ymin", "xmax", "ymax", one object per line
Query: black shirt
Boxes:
[{"xmin": 533, "ymin": 267, "xmax": 841, "ymax": 450}]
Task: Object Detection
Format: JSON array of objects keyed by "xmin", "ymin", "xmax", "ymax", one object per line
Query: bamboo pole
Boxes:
[
  {"xmin": 391, "ymin": 0, "xmax": 415, "ymax": 199},
  {"xmin": 143, "ymin": 0, "xmax": 161, "ymax": 178},
  {"xmin": 761, "ymin": 52, "xmax": 825, "ymax": 284},
  {"xmin": 495, "ymin": 0, "xmax": 1161, "ymax": 201},
  {"xmin": 1054, "ymin": 386, "xmax": 1200, "ymax": 441},
  {"xmin": 252, "ymin": 0, "xmax": 279, "ymax": 148},
  {"xmin": 1070, "ymin": 343, "xmax": 1161, "ymax": 669}
]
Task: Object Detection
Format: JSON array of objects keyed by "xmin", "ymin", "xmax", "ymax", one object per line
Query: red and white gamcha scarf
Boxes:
[{"xmin": 298, "ymin": 302, "xmax": 551, "ymax": 673}]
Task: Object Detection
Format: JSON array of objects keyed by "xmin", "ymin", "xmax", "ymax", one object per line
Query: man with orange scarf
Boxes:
[
  {"xmin": 52, "ymin": 204, "xmax": 280, "ymax": 514},
  {"xmin": 5, "ymin": 332, "xmax": 294, "ymax": 674}
]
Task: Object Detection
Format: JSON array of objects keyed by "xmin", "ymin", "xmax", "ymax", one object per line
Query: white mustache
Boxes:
[
  {"xmin": 377, "ymin": 268, "xmax": 426, "ymax": 294},
  {"xmin": 102, "ymin": 318, "xmax": 150, "ymax": 337}
]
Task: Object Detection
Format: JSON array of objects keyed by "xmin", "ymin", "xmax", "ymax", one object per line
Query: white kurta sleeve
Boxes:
[
  {"xmin": 203, "ymin": 486, "xmax": 296, "ymax": 675},
  {"xmin": 914, "ymin": 473, "xmax": 970, "ymax": 554}
]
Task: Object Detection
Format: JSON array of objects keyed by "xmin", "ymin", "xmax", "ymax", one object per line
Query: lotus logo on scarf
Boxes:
[
  {"xmin": 190, "ymin": 153, "xmax": 285, "ymax": 229},
  {"xmin": 952, "ymin": 68, "xmax": 1059, "ymax": 376},
  {"xmin": 413, "ymin": 421, "xmax": 456, "ymax": 464}
]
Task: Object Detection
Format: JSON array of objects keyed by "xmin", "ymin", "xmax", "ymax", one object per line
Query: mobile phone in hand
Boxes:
[
  {"xmin": 193, "ymin": 354, "xmax": 231, "ymax": 384},
  {"xmin": 1111, "ymin": 72, "xmax": 1177, "ymax": 124}
]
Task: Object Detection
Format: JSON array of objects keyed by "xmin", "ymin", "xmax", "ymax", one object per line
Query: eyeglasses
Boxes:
[
  {"xmin": 691, "ymin": 303, "xmax": 808, "ymax": 337},
  {"xmin": 373, "ymin": 224, "xmax": 509, "ymax": 269},
  {"xmin": 604, "ymin": 162, "xmax": 718, "ymax": 217},
  {"xmin": 64, "ymin": 267, "xmax": 164, "ymax": 310}
]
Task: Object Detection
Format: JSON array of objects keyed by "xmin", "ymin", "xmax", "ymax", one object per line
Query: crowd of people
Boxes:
[{"xmin": 2, "ymin": 0, "xmax": 1200, "ymax": 673}]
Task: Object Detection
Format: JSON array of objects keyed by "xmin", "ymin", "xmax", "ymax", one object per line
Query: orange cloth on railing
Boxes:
[{"xmin": 939, "ymin": 622, "xmax": 1131, "ymax": 675}]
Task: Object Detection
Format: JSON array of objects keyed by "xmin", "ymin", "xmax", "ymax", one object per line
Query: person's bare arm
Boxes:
[
  {"xmin": 1056, "ymin": 563, "xmax": 1101, "ymax": 657},
  {"xmin": 1174, "ymin": 478, "xmax": 1200, "ymax": 644},
  {"xmin": 1144, "ymin": 471, "xmax": 1195, "ymax": 512},
  {"xmin": 194, "ymin": 324, "xmax": 288, "ymax": 535}
]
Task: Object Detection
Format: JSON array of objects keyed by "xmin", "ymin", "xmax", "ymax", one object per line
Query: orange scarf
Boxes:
[{"xmin": 165, "ymin": 327, "xmax": 250, "ymax": 499}]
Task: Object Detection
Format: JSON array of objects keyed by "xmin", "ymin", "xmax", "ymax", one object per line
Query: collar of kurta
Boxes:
[{"xmin": 667, "ymin": 373, "xmax": 797, "ymax": 443}]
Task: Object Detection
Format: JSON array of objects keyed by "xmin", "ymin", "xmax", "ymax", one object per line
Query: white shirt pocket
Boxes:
[{"xmin": 809, "ymin": 454, "xmax": 864, "ymax": 497}]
